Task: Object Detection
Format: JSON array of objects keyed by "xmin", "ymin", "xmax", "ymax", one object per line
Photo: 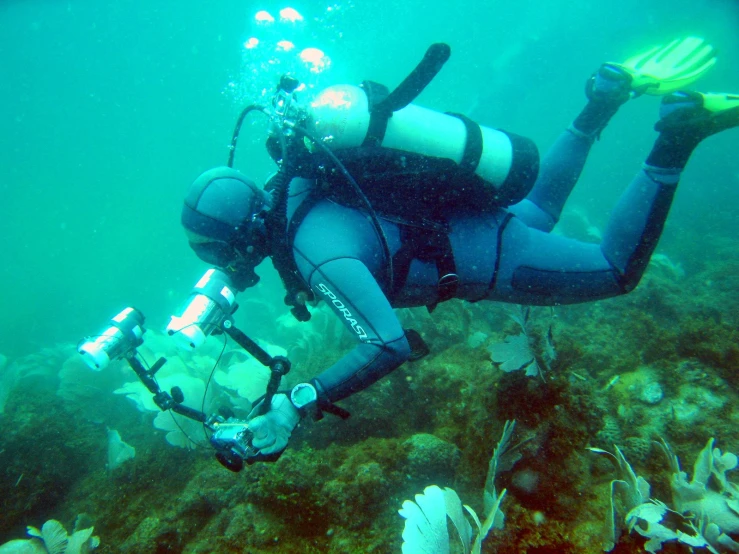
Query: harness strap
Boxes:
[
  {"xmin": 267, "ymin": 185, "xmax": 318, "ymax": 322},
  {"xmin": 286, "ymin": 192, "xmax": 320, "ymax": 245},
  {"xmin": 434, "ymin": 234, "xmax": 459, "ymax": 304},
  {"xmin": 391, "ymin": 224, "xmax": 459, "ymax": 308},
  {"xmin": 446, "ymin": 112, "xmax": 483, "ymax": 173}
]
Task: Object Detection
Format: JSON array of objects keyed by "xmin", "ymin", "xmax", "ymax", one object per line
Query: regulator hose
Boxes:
[
  {"xmin": 295, "ymin": 125, "xmax": 394, "ymax": 290},
  {"xmin": 227, "ymin": 104, "xmax": 269, "ymax": 168}
]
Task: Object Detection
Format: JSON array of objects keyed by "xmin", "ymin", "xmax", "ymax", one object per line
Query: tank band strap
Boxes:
[
  {"xmin": 496, "ymin": 130, "xmax": 540, "ymax": 205},
  {"xmin": 446, "ymin": 113, "xmax": 483, "ymax": 173},
  {"xmin": 360, "ymin": 80, "xmax": 392, "ymax": 147}
]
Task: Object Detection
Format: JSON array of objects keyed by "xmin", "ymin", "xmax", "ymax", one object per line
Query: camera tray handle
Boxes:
[{"xmin": 222, "ymin": 321, "xmax": 291, "ymax": 416}]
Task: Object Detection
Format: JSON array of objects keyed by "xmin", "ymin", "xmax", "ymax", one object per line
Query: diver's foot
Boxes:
[
  {"xmin": 572, "ymin": 65, "xmax": 633, "ymax": 138},
  {"xmin": 647, "ymin": 91, "xmax": 739, "ymax": 170},
  {"xmin": 585, "ymin": 63, "xmax": 634, "ymax": 104},
  {"xmin": 656, "ymin": 91, "xmax": 739, "ymax": 138},
  {"xmin": 585, "ymin": 35, "xmax": 717, "ymax": 103},
  {"xmin": 571, "ymin": 37, "xmax": 717, "ymax": 141}
]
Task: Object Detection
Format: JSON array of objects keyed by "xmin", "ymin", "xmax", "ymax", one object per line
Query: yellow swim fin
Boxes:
[
  {"xmin": 656, "ymin": 91, "xmax": 739, "ymax": 135},
  {"xmin": 701, "ymin": 92, "xmax": 739, "ymax": 114},
  {"xmin": 606, "ymin": 37, "xmax": 717, "ymax": 96}
]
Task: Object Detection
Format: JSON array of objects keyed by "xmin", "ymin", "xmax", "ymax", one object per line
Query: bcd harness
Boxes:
[
  {"xmin": 281, "ymin": 183, "xmax": 460, "ymax": 312},
  {"xmin": 264, "ymin": 43, "xmax": 537, "ymax": 319}
]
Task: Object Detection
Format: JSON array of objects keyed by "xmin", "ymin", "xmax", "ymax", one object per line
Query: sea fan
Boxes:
[
  {"xmin": 488, "ymin": 306, "xmax": 556, "ymax": 380},
  {"xmin": 107, "ymin": 428, "xmax": 136, "ymax": 472},
  {"xmin": 399, "ymin": 485, "xmax": 463, "ymax": 554},
  {"xmin": 0, "ymin": 519, "xmax": 100, "ymax": 553},
  {"xmin": 489, "ymin": 333, "xmax": 539, "ymax": 376},
  {"xmin": 399, "ymin": 486, "xmax": 507, "ymax": 554},
  {"xmin": 399, "ymin": 422, "xmax": 515, "ymax": 553},
  {"xmin": 214, "ymin": 358, "xmax": 272, "ymax": 408}
]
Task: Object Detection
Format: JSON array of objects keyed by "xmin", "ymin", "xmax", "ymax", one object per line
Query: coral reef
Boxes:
[
  {"xmin": 591, "ymin": 437, "xmax": 739, "ymax": 552},
  {"xmin": 0, "ymin": 236, "xmax": 737, "ymax": 552}
]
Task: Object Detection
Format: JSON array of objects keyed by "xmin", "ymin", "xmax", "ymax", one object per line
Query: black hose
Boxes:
[
  {"xmin": 229, "ymin": 100, "xmax": 394, "ymax": 293},
  {"xmin": 228, "ymin": 104, "xmax": 268, "ymax": 168},
  {"xmin": 295, "ymin": 125, "xmax": 394, "ymax": 290}
]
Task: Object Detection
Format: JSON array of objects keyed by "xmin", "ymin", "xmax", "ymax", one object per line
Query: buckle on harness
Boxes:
[{"xmin": 437, "ymin": 272, "xmax": 459, "ymax": 301}]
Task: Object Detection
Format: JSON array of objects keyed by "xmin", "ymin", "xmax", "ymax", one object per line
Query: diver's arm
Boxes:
[{"xmin": 302, "ymin": 257, "xmax": 411, "ymax": 403}]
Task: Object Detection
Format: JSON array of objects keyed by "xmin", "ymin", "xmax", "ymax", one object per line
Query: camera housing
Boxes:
[{"xmin": 209, "ymin": 417, "xmax": 259, "ymax": 472}]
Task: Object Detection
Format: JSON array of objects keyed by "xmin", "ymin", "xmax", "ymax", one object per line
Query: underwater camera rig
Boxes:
[
  {"xmin": 78, "ymin": 269, "xmax": 292, "ymax": 472},
  {"xmin": 78, "ymin": 45, "xmax": 471, "ymax": 472}
]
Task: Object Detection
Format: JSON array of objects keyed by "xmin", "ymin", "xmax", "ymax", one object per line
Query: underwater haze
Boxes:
[
  {"xmin": 0, "ymin": 0, "xmax": 737, "ymax": 357},
  {"xmin": 1, "ymin": 0, "xmax": 739, "ymax": 552}
]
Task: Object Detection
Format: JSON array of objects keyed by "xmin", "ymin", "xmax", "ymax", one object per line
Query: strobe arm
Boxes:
[{"xmin": 125, "ymin": 352, "xmax": 207, "ymax": 423}]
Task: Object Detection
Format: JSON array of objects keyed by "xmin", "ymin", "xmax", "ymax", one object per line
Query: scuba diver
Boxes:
[{"xmin": 180, "ymin": 37, "xmax": 739, "ymax": 461}]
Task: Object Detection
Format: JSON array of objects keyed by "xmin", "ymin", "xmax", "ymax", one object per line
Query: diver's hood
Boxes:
[
  {"xmin": 182, "ymin": 166, "xmax": 271, "ymax": 242},
  {"xmin": 182, "ymin": 166, "xmax": 272, "ymax": 290}
]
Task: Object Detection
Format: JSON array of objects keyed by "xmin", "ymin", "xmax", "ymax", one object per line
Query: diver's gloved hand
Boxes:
[{"xmin": 247, "ymin": 394, "xmax": 301, "ymax": 458}]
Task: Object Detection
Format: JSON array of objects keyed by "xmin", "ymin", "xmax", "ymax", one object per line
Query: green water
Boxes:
[{"xmin": 1, "ymin": 0, "xmax": 737, "ymax": 356}]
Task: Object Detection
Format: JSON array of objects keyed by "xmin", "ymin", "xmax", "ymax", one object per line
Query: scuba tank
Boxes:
[
  {"xmin": 227, "ymin": 44, "xmax": 540, "ymax": 321},
  {"xmin": 302, "ymin": 43, "xmax": 540, "ymax": 207}
]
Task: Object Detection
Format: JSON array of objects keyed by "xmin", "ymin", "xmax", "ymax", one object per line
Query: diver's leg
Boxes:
[
  {"xmin": 488, "ymin": 215, "xmax": 623, "ymax": 305},
  {"xmin": 602, "ymin": 91, "xmax": 739, "ymax": 290},
  {"xmin": 512, "ymin": 37, "xmax": 717, "ymax": 233},
  {"xmin": 510, "ymin": 67, "xmax": 632, "ymax": 232},
  {"xmin": 490, "ymin": 91, "xmax": 739, "ymax": 304}
]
